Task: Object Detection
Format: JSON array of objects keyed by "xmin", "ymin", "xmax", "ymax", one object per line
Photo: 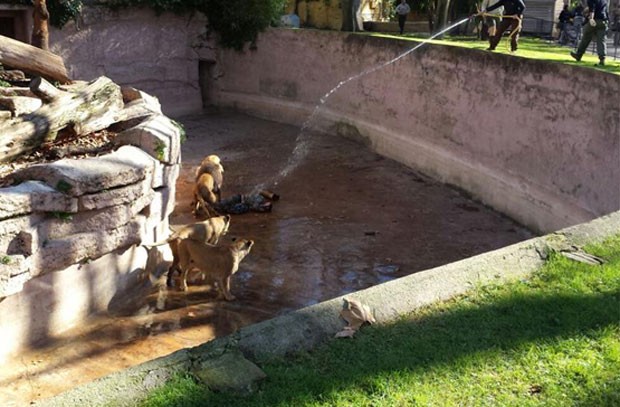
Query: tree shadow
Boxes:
[{"xmin": 162, "ymin": 288, "xmax": 619, "ymax": 406}]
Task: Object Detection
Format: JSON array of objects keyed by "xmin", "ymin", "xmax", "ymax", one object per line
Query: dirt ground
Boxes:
[{"xmin": 0, "ymin": 109, "xmax": 534, "ymax": 406}]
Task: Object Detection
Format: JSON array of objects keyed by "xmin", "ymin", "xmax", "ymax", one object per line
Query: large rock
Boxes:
[
  {"xmin": 40, "ymin": 189, "xmax": 154, "ymax": 240},
  {"xmin": 114, "ymin": 114, "xmax": 181, "ymax": 164},
  {"xmin": 14, "ymin": 146, "xmax": 156, "ymax": 197},
  {"xmin": 0, "ymin": 255, "xmax": 31, "ymax": 297},
  {"xmin": 78, "ymin": 179, "xmax": 153, "ymax": 211},
  {"xmin": 192, "ymin": 352, "xmax": 267, "ymax": 393},
  {"xmin": 31, "ymin": 218, "xmax": 146, "ymax": 275},
  {"xmin": 0, "ymin": 181, "xmax": 78, "ymax": 219}
]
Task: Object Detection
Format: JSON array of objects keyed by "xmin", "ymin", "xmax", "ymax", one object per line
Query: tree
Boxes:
[{"xmin": 31, "ymin": 0, "xmax": 49, "ymax": 50}]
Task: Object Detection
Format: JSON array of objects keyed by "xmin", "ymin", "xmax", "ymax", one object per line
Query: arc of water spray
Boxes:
[{"xmin": 261, "ymin": 17, "xmax": 472, "ymax": 190}]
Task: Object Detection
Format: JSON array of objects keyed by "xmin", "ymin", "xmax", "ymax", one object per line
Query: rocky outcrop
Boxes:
[{"xmin": 0, "ymin": 85, "xmax": 181, "ymax": 299}]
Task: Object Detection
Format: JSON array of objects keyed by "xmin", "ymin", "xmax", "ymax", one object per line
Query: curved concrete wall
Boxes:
[
  {"xmin": 206, "ymin": 29, "xmax": 620, "ymax": 233},
  {"xmin": 48, "ymin": 10, "xmax": 619, "ymax": 232}
]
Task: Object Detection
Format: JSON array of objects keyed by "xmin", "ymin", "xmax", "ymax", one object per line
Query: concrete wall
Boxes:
[
  {"xmin": 206, "ymin": 29, "xmax": 620, "ymax": 234},
  {"xmin": 47, "ymin": 11, "xmax": 619, "ymax": 232},
  {"xmin": 49, "ymin": 6, "xmax": 211, "ymax": 117}
]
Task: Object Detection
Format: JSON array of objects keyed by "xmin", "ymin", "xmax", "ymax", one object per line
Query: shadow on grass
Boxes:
[{"xmin": 143, "ymin": 286, "xmax": 620, "ymax": 406}]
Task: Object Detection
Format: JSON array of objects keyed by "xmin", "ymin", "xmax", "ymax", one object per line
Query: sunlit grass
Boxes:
[
  {"xmin": 365, "ymin": 32, "xmax": 620, "ymax": 75},
  {"xmin": 141, "ymin": 235, "xmax": 620, "ymax": 406}
]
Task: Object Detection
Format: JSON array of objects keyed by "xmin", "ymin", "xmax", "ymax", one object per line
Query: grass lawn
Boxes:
[
  {"xmin": 368, "ymin": 33, "xmax": 620, "ymax": 75},
  {"xmin": 141, "ymin": 235, "xmax": 620, "ymax": 407}
]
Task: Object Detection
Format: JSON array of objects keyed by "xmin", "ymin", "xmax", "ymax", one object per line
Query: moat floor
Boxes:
[{"xmin": 1, "ymin": 109, "xmax": 534, "ymax": 406}]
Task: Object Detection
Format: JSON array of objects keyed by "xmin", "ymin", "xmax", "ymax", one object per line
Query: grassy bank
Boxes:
[
  {"xmin": 370, "ymin": 34, "xmax": 620, "ymax": 75},
  {"xmin": 142, "ymin": 236, "xmax": 620, "ymax": 406}
]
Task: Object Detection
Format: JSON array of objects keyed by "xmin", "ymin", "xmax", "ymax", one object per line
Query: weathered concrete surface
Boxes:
[
  {"xmin": 207, "ymin": 29, "xmax": 620, "ymax": 234},
  {"xmin": 47, "ymin": 9, "xmax": 619, "ymax": 232},
  {"xmin": 49, "ymin": 7, "xmax": 207, "ymax": 117},
  {"xmin": 3, "ymin": 110, "xmax": 534, "ymax": 406},
  {"xmin": 37, "ymin": 209, "xmax": 620, "ymax": 407}
]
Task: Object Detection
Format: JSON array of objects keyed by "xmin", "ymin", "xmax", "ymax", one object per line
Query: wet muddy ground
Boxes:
[{"xmin": 1, "ymin": 109, "xmax": 535, "ymax": 405}]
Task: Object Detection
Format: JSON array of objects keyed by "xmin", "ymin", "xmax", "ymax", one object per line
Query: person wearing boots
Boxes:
[
  {"xmin": 571, "ymin": 0, "xmax": 610, "ymax": 66},
  {"xmin": 483, "ymin": 0, "xmax": 526, "ymax": 53}
]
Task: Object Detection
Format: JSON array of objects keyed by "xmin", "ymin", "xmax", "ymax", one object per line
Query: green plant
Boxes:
[
  {"xmin": 0, "ymin": 79, "xmax": 10, "ymax": 88},
  {"xmin": 55, "ymin": 179, "xmax": 72, "ymax": 193},
  {"xmin": 154, "ymin": 140, "xmax": 166, "ymax": 161},
  {"xmin": 106, "ymin": 0, "xmax": 286, "ymax": 50},
  {"xmin": 171, "ymin": 119, "xmax": 187, "ymax": 143},
  {"xmin": 48, "ymin": 0, "xmax": 82, "ymax": 28},
  {"xmin": 1, "ymin": 256, "xmax": 11, "ymax": 265},
  {"xmin": 51, "ymin": 211, "xmax": 73, "ymax": 221}
]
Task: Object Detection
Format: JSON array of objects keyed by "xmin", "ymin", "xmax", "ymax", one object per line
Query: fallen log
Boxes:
[
  {"xmin": 0, "ymin": 96, "xmax": 43, "ymax": 117},
  {"xmin": 0, "ymin": 76, "xmax": 123, "ymax": 163},
  {"xmin": 0, "ymin": 35, "xmax": 70, "ymax": 84}
]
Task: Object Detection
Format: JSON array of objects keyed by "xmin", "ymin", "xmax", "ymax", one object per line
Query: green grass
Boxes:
[
  {"xmin": 366, "ymin": 33, "xmax": 620, "ymax": 75},
  {"xmin": 142, "ymin": 235, "xmax": 620, "ymax": 407}
]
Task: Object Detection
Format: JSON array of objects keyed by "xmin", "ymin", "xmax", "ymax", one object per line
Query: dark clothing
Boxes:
[
  {"xmin": 398, "ymin": 14, "xmax": 407, "ymax": 34},
  {"xmin": 213, "ymin": 194, "xmax": 272, "ymax": 215},
  {"xmin": 587, "ymin": 0, "xmax": 609, "ymax": 21},
  {"xmin": 487, "ymin": 0, "xmax": 525, "ymax": 16},
  {"xmin": 489, "ymin": 17, "xmax": 522, "ymax": 51},
  {"xmin": 559, "ymin": 9, "xmax": 571, "ymax": 24}
]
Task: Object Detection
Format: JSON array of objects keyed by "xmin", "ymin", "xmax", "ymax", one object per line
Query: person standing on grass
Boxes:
[
  {"xmin": 481, "ymin": 0, "xmax": 504, "ymax": 39},
  {"xmin": 482, "ymin": 0, "xmax": 526, "ymax": 53},
  {"xmin": 557, "ymin": 4, "xmax": 571, "ymax": 45},
  {"xmin": 570, "ymin": 0, "xmax": 609, "ymax": 66},
  {"xmin": 395, "ymin": 0, "xmax": 411, "ymax": 35}
]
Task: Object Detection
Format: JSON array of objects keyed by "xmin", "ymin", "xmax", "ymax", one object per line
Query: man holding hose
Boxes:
[{"xmin": 481, "ymin": 0, "xmax": 526, "ymax": 52}]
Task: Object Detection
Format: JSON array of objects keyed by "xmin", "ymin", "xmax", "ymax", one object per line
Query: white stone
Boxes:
[
  {"xmin": 0, "ymin": 255, "xmax": 31, "ymax": 297},
  {"xmin": 31, "ymin": 218, "xmax": 146, "ymax": 275},
  {"xmin": 0, "ymin": 181, "xmax": 78, "ymax": 219},
  {"xmin": 14, "ymin": 146, "xmax": 156, "ymax": 197},
  {"xmin": 78, "ymin": 179, "xmax": 152, "ymax": 211},
  {"xmin": 114, "ymin": 114, "xmax": 181, "ymax": 165},
  {"xmin": 39, "ymin": 189, "xmax": 154, "ymax": 240}
]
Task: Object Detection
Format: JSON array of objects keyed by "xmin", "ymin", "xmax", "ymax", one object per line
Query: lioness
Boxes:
[
  {"xmin": 145, "ymin": 215, "xmax": 231, "ymax": 248},
  {"xmin": 177, "ymin": 238, "xmax": 254, "ymax": 300},
  {"xmin": 143, "ymin": 215, "xmax": 231, "ymax": 286}
]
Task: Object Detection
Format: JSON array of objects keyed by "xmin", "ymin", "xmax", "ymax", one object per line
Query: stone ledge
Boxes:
[
  {"xmin": 13, "ymin": 146, "xmax": 156, "ymax": 197},
  {"xmin": 0, "ymin": 181, "xmax": 78, "ymax": 220}
]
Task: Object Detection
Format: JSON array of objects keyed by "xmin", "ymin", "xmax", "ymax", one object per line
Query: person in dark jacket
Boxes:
[
  {"xmin": 570, "ymin": 0, "xmax": 609, "ymax": 65},
  {"xmin": 558, "ymin": 4, "xmax": 571, "ymax": 44},
  {"xmin": 483, "ymin": 0, "xmax": 526, "ymax": 52}
]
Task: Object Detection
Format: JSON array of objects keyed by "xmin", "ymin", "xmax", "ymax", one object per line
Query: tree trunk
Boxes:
[
  {"xmin": 0, "ymin": 76, "xmax": 123, "ymax": 163},
  {"xmin": 31, "ymin": 0, "xmax": 50, "ymax": 50},
  {"xmin": 0, "ymin": 35, "xmax": 70, "ymax": 83}
]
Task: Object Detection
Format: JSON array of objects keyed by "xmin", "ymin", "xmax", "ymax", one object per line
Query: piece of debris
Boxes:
[
  {"xmin": 335, "ymin": 297, "xmax": 376, "ymax": 338},
  {"xmin": 364, "ymin": 231, "xmax": 377, "ymax": 236},
  {"xmin": 560, "ymin": 246, "xmax": 606, "ymax": 265}
]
